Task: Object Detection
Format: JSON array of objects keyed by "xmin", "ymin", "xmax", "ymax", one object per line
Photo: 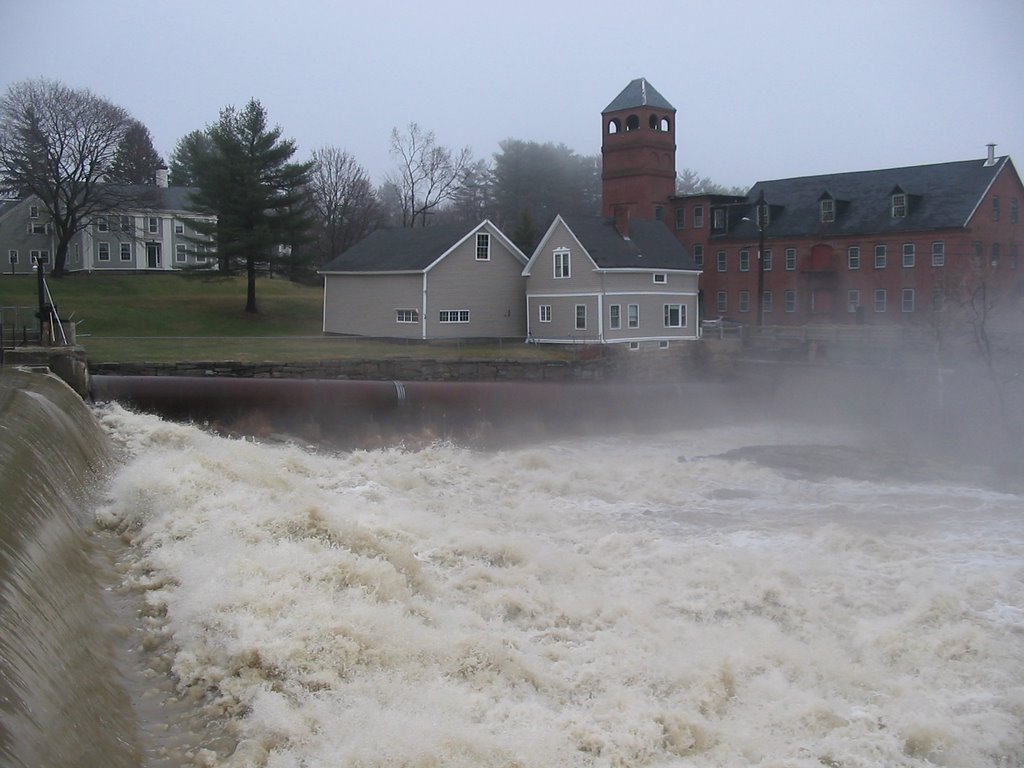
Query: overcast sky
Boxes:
[{"xmin": 2, "ymin": 0, "xmax": 1022, "ymax": 191}]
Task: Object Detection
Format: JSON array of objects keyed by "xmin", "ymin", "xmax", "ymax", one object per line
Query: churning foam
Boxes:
[{"xmin": 94, "ymin": 404, "xmax": 1024, "ymax": 767}]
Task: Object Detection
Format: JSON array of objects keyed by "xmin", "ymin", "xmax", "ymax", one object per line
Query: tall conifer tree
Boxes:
[{"xmin": 189, "ymin": 100, "xmax": 313, "ymax": 313}]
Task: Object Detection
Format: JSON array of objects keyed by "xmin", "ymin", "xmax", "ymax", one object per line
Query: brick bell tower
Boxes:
[{"xmin": 601, "ymin": 78, "xmax": 677, "ymax": 225}]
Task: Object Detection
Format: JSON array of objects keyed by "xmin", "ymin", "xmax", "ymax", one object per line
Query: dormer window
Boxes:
[
  {"xmin": 712, "ymin": 208, "xmax": 726, "ymax": 230},
  {"xmin": 820, "ymin": 198, "xmax": 835, "ymax": 223},
  {"xmin": 756, "ymin": 202, "xmax": 770, "ymax": 228},
  {"xmin": 891, "ymin": 193, "xmax": 907, "ymax": 218}
]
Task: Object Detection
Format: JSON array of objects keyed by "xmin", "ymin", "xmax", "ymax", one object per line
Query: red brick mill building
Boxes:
[{"xmin": 601, "ymin": 78, "xmax": 1024, "ymax": 328}]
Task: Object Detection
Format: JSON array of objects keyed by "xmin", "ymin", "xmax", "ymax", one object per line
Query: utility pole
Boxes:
[{"xmin": 756, "ymin": 189, "xmax": 767, "ymax": 327}]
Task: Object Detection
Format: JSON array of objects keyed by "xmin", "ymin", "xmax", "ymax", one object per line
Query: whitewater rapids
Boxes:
[{"xmin": 93, "ymin": 404, "xmax": 1024, "ymax": 767}]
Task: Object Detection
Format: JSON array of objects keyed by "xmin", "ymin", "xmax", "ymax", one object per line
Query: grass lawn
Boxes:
[{"xmin": 0, "ymin": 273, "xmax": 572, "ymax": 364}]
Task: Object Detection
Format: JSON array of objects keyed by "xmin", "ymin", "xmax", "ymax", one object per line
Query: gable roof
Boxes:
[
  {"xmin": 719, "ymin": 156, "xmax": 1015, "ymax": 240},
  {"xmin": 320, "ymin": 220, "xmax": 526, "ymax": 274},
  {"xmin": 603, "ymin": 78, "xmax": 675, "ymax": 113},
  {"xmin": 536, "ymin": 215, "xmax": 698, "ymax": 271}
]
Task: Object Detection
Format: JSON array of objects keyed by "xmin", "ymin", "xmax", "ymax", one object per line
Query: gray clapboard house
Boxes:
[
  {"xmin": 523, "ymin": 214, "xmax": 701, "ymax": 346},
  {"xmin": 321, "ymin": 220, "xmax": 528, "ymax": 339}
]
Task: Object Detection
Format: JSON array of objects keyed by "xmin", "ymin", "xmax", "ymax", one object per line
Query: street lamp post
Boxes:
[{"xmin": 755, "ymin": 189, "xmax": 766, "ymax": 327}]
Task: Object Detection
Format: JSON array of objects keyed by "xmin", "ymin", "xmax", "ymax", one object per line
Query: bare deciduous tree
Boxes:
[
  {"xmin": 0, "ymin": 78, "xmax": 145, "ymax": 275},
  {"xmin": 386, "ymin": 122, "xmax": 471, "ymax": 227},
  {"xmin": 307, "ymin": 146, "xmax": 379, "ymax": 263}
]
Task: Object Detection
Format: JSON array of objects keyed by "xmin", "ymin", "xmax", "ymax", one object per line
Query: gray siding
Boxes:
[
  {"xmin": 323, "ymin": 273, "xmax": 423, "ymax": 337},
  {"xmin": 1, "ymin": 199, "xmax": 55, "ymax": 275},
  {"xmin": 424, "ymin": 225, "xmax": 525, "ymax": 338}
]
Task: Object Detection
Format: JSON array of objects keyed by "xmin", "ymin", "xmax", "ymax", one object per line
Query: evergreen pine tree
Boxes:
[{"xmin": 189, "ymin": 100, "xmax": 313, "ymax": 313}]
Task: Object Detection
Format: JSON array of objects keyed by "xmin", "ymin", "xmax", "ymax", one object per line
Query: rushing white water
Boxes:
[{"xmin": 94, "ymin": 404, "xmax": 1024, "ymax": 768}]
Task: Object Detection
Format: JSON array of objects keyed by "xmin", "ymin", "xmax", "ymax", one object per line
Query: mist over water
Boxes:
[{"xmin": 94, "ymin": 403, "xmax": 1024, "ymax": 767}]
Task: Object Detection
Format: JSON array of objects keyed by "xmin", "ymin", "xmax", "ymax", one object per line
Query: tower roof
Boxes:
[{"xmin": 603, "ymin": 78, "xmax": 674, "ymax": 113}]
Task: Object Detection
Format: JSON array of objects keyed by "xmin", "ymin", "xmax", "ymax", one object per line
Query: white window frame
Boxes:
[
  {"xmin": 874, "ymin": 244, "xmax": 887, "ymax": 269},
  {"xmin": 716, "ymin": 251, "xmax": 727, "ymax": 272},
  {"xmin": 30, "ymin": 250, "xmax": 49, "ymax": 265},
  {"xmin": 653, "ymin": 273, "xmax": 667, "ymax": 284},
  {"xmin": 627, "ymin": 303, "xmax": 640, "ymax": 329},
  {"xmin": 901, "ymin": 288, "xmax": 915, "ymax": 313},
  {"xmin": 97, "ymin": 242, "xmax": 110, "ymax": 262},
  {"xmin": 121, "ymin": 243, "xmax": 133, "ymax": 261},
  {"xmin": 692, "ymin": 244, "xmax": 703, "ymax": 267},
  {"xmin": 820, "ymin": 198, "xmax": 835, "ymax": 223},
  {"xmin": 8, "ymin": 249, "xmax": 18, "ymax": 264},
  {"xmin": 174, "ymin": 220, "xmax": 185, "ymax": 235},
  {"xmin": 847, "ymin": 289, "xmax": 860, "ymax": 313},
  {"xmin": 675, "ymin": 207, "xmax": 685, "ymax": 229},
  {"xmin": 763, "ymin": 290, "xmax": 773, "ymax": 313},
  {"xmin": 892, "ymin": 193, "xmax": 907, "ymax": 218},
  {"xmin": 663, "ymin": 303, "xmax": 686, "ymax": 328},
  {"xmin": 784, "ymin": 248, "xmax": 796, "ymax": 271},
  {"xmin": 575, "ymin": 304, "xmax": 587, "ymax": 330},
  {"xmin": 95, "ymin": 216, "xmax": 109, "ymax": 233},
  {"xmin": 848, "ymin": 246, "xmax": 860, "ymax": 270},
  {"xmin": 174, "ymin": 243, "xmax": 186, "ymax": 262},
  {"xmin": 609, "ymin": 304, "xmax": 621, "ymax": 329},
  {"xmin": 739, "ymin": 249, "xmax": 750, "ymax": 272},
  {"xmin": 475, "ymin": 232, "xmax": 490, "ymax": 261},
  {"xmin": 148, "ymin": 216, "xmax": 159, "ymax": 234},
  {"xmin": 738, "ymin": 290, "xmax": 750, "ymax": 313},
  {"xmin": 874, "ymin": 288, "xmax": 887, "ymax": 312},
  {"xmin": 120, "ymin": 215, "xmax": 133, "ymax": 232},
  {"xmin": 553, "ymin": 249, "xmax": 570, "ymax": 279},
  {"xmin": 439, "ymin": 310, "xmax": 470, "ymax": 323},
  {"xmin": 28, "ymin": 222, "xmax": 47, "ymax": 235},
  {"xmin": 763, "ymin": 249, "xmax": 773, "ymax": 271},
  {"xmin": 396, "ymin": 309, "xmax": 419, "ymax": 323},
  {"xmin": 539, "ymin": 304, "xmax": 551, "ymax": 323},
  {"xmin": 784, "ymin": 289, "xmax": 796, "ymax": 313},
  {"xmin": 715, "ymin": 291, "xmax": 727, "ymax": 313},
  {"xmin": 902, "ymin": 243, "xmax": 915, "ymax": 268},
  {"xmin": 712, "ymin": 208, "xmax": 726, "ymax": 229},
  {"xmin": 692, "ymin": 205, "xmax": 704, "ymax": 228},
  {"xmin": 28, "ymin": 205, "xmax": 39, "ymax": 219},
  {"xmin": 931, "ymin": 241, "xmax": 945, "ymax": 267}
]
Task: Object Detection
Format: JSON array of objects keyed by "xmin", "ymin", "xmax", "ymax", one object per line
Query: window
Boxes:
[
  {"xmin": 675, "ymin": 207, "xmax": 685, "ymax": 229},
  {"xmin": 820, "ymin": 198, "xmax": 835, "ymax": 223},
  {"xmin": 29, "ymin": 205, "xmax": 39, "ymax": 218},
  {"xmin": 97, "ymin": 242, "xmax": 110, "ymax": 261},
  {"xmin": 738, "ymin": 290, "xmax": 750, "ymax": 313},
  {"xmin": 763, "ymin": 249, "xmax": 773, "ymax": 271},
  {"xmin": 553, "ymin": 249, "xmax": 570, "ymax": 278},
  {"xmin": 439, "ymin": 310, "xmax": 470, "ymax": 323},
  {"xmin": 1012, "ymin": 198, "xmax": 1019, "ymax": 224},
  {"xmin": 762, "ymin": 290, "xmax": 773, "ymax": 313},
  {"xmin": 95, "ymin": 216, "xmax": 108, "ymax": 233},
  {"xmin": 902, "ymin": 243, "xmax": 915, "ymax": 268},
  {"xmin": 874, "ymin": 288, "xmax": 887, "ymax": 312},
  {"xmin": 739, "ymin": 249, "xmax": 750, "ymax": 272},
  {"xmin": 756, "ymin": 202, "xmax": 770, "ymax": 228},
  {"xmin": 121, "ymin": 243, "xmax": 133, "ymax": 261},
  {"xmin": 174, "ymin": 220, "xmax": 185, "ymax": 235},
  {"xmin": 628, "ymin": 342, "xmax": 640, "ymax": 350},
  {"xmin": 892, "ymin": 193, "xmax": 907, "ymax": 218},
  {"xmin": 784, "ymin": 289, "xmax": 796, "ymax": 313},
  {"xmin": 609, "ymin": 304, "xmax": 621, "ymax": 329},
  {"xmin": 174, "ymin": 244, "xmax": 186, "ymax": 262},
  {"xmin": 120, "ymin": 215, "xmax": 133, "ymax": 232},
  {"xmin": 847, "ymin": 290, "xmax": 860, "ymax": 313},
  {"xmin": 396, "ymin": 309, "xmax": 419, "ymax": 323},
  {"xmin": 991, "ymin": 243, "xmax": 1001, "ymax": 267},
  {"xmin": 693, "ymin": 205, "xmax": 704, "ymax": 228},
  {"xmin": 654, "ymin": 205, "xmax": 664, "ymax": 222},
  {"xmin": 575, "ymin": 304, "xmax": 586, "ymax": 330},
  {"xmin": 692, "ymin": 244, "xmax": 704, "ymax": 268},
  {"xmin": 8, "ymin": 249, "xmax": 18, "ymax": 264},
  {"xmin": 973, "ymin": 242, "xmax": 983, "ymax": 267},
  {"xmin": 539, "ymin": 305, "xmax": 551, "ymax": 323},
  {"xmin": 931, "ymin": 241, "xmax": 945, "ymax": 267},
  {"xmin": 716, "ymin": 251, "xmax": 727, "ymax": 272},
  {"xmin": 148, "ymin": 217, "xmax": 159, "ymax": 234},
  {"xmin": 663, "ymin": 304, "xmax": 685, "ymax": 328},
  {"xmin": 874, "ymin": 244, "xmax": 887, "ymax": 269},
  {"xmin": 1010, "ymin": 244, "xmax": 1018, "ymax": 270},
  {"xmin": 901, "ymin": 288, "xmax": 915, "ymax": 313},
  {"xmin": 658, "ymin": 341, "xmax": 670, "ymax": 349},
  {"xmin": 784, "ymin": 248, "xmax": 796, "ymax": 271},
  {"xmin": 475, "ymin": 233, "xmax": 490, "ymax": 260},
  {"xmin": 992, "ymin": 195, "xmax": 1000, "ymax": 221},
  {"xmin": 712, "ymin": 208, "xmax": 726, "ymax": 229},
  {"xmin": 848, "ymin": 246, "xmax": 860, "ymax": 270},
  {"xmin": 30, "ymin": 250, "xmax": 49, "ymax": 265},
  {"xmin": 28, "ymin": 222, "xmax": 47, "ymax": 235},
  {"xmin": 653, "ymin": 273, "xmax": 667, "ymax": 284},
  {"xmin": 715, "ymin": 291, "xmax": 727, "ymax": 313},
  {"xmin": 627, "ymin": 304, "xmax": 639, "ymax": 329}
]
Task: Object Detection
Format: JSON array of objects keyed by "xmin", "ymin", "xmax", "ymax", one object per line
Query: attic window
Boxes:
[
  {"xmin": 820, "ymin": 199, "xmax": 835, "ymax": 223},
  {"xmin": 476, "ymin": 232, "xmax": 490, "ymax": 260},
  {"xmin": 891, "ymin": 193, "xmax": 907, "ymax": 218},
  {"xmin": 653, "ymin": 273, "xmax": 667, "ymax": 284}
]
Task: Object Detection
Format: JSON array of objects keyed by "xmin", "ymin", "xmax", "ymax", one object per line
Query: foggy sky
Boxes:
[{"xmin": 1, "ymin": 0, "xmax": 1022, "ymax": 191}]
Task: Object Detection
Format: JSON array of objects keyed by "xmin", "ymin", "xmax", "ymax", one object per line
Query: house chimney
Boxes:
[
  {"xmin": 155, "ymin": 165, "xmax": 169, "ymax": 187},
  {"xmin": 984, "ymin": 143, "xmax": 997, "ymax": 167},
  {"xmin": 613, "ymin": 205, "xmax": 630, "ymax": 238}
]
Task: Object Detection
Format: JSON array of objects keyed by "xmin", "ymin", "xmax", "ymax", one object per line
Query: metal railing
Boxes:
[{"xmin": 0, "ymin": 306, "xmax": 41, "ymax": 351}]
